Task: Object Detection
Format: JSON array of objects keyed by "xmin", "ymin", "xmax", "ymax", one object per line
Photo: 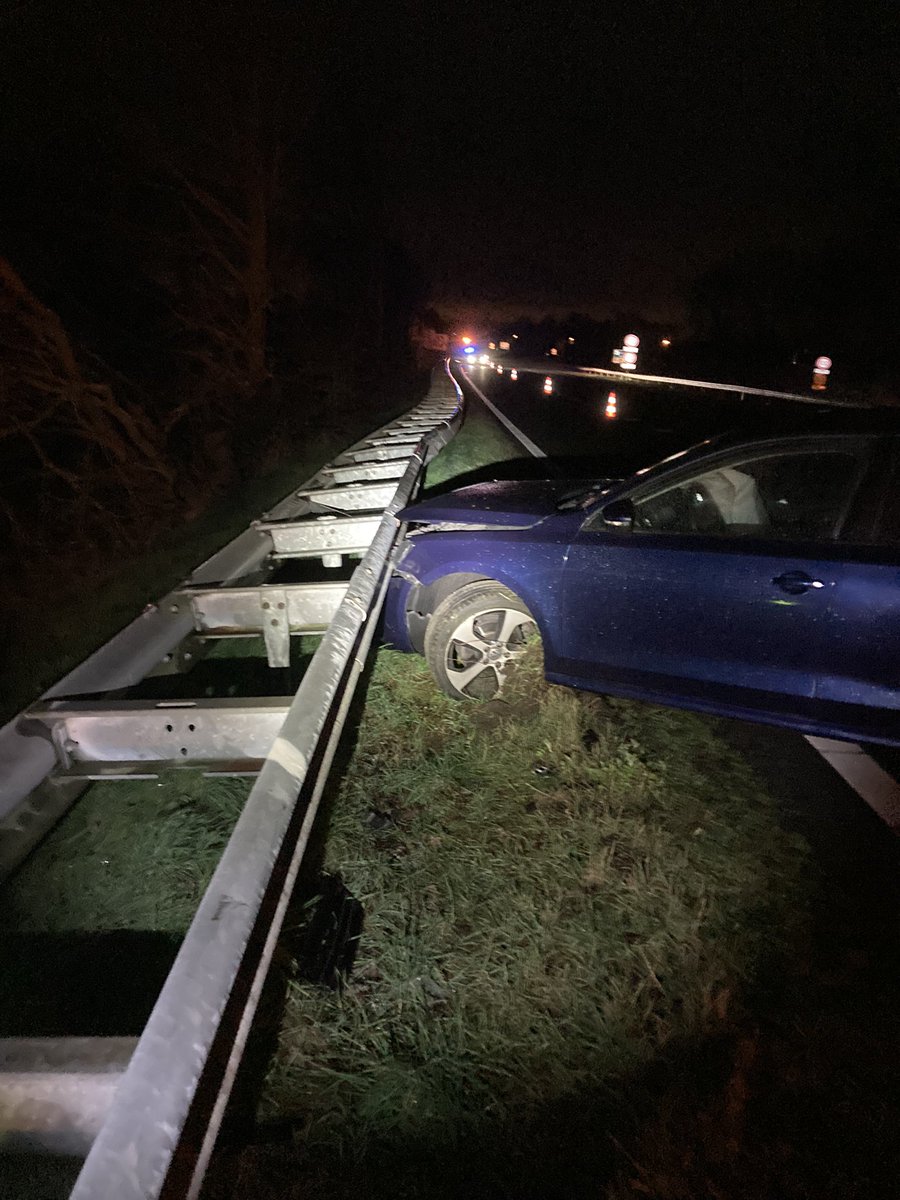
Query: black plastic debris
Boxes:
[
  {"xmin": 292, "ymin": 873, "xmax": 363, "ymax": 990},
  {"xmin": 365, "ymin": 809, "xmax": 396, "ymax": 832}
]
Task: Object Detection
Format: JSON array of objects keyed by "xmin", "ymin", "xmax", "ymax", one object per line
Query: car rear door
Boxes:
[
  {"xmin": 554, "ymin": 437, "xmax": 873, "ymax": 729},
  {"xmin": 814, "ymin": 436, "xmax": 900, "ymax": 743}
]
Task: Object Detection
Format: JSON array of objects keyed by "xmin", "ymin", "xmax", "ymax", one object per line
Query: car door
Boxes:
[
  {"xmin": 555, "ymin": 437, "xmax": 872, "ymax": 728},
  {"xmin": 814, "ymin": 437, "xmax": 900, "ymax": 743}
]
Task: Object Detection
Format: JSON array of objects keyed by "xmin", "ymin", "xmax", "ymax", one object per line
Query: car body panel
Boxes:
[
  {"xmin": 812, "ymin": 551, "xmax": 900, "ymax": 740},
  {"xmin": 385, "ymin": 513, "xmax": 584, "ymax": 661},
  {"xmin": 383, "ymin": 425, "xmax": 900, "ymax": 746},
  {"xmin": 557, "ymin": 530, "xmax": 841, "ymax": 719},
  {"xmin": 396, "ymin": 479, "xmax": 597, "ymax": 528}
]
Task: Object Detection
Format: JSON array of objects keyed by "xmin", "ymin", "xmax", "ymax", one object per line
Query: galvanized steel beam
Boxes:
[
  {"xmin": 292, "ymin": 480, "xmax": 400, "ymax": 512},
  {"xmin": 69, "ymin": 368, "xmax": 463, "ymax": 1200},
  {"xmin": 0, "ymin": 1038, "xmax": 138, "ymax": 1157},
  {"xmin": 26, "ymin": 697, "xmax": 294, "ymax": 768},
  {"xmin": 0, "ymin": 374, "xmax": 456, "ymax": 879},
  {"xmin": 175, "ymin": 580, "xmax": 349, "ymax": 665},
  {"xmin": 0, "ymin": 365, "xmax": 464, "ymax": 1193},
  {"xmin": 320, "ymin": 461, "xmax": 407, "ymax": 484},
  {"xmin": 255, "ymin": 514, "xmax": 382, "ymax": 561}
]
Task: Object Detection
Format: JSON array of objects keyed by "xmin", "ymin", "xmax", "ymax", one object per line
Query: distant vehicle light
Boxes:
[
  {"xmin": 549, "ymin": 347, "xmax": 558, "ymax": 356},
  {"xmin": 510, "ymin": 369, "xmax": 518, "ymax": 380},
  {"xmin": 660, "ymin": 338, "xmax": 671, "ymax": 348},
  {"xmin": 479, "ymin": 354, "xmax": 490, "ymax": 364},
  {"xmin": 543, "ymin": 376, "xmax": 553, "ymax": 395},
  {"xmin": 497, "ymin": 365, "xmax": 503, "ymax": 374}
]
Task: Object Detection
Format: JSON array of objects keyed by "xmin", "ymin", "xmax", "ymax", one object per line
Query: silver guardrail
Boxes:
[
  {"xmin": 576, "ymin": 364, "xmax": 863, "ymax": 405},
  {"xmin": 0, "ymin": 368, "xmax": 458, "ymax": 881},
  {"xmin": 0, "ymin": 363, "xmax": 463, "ymax": 1198},
  {"xmin": 481, "ymin": 361, "xmax": 864, "ymax": 407}
]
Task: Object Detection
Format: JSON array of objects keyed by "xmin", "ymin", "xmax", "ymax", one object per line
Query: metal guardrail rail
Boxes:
[
  {"xmin": 576, "ymin": 364, "xmax": 849, "ymax": 404},
  {"xmin": 478, "ymin": 360, "xmax": 866, "ymax": 407},
  {"xmin": 0, "ymin": 363, "xmax": 464, "ymax": 1197}
]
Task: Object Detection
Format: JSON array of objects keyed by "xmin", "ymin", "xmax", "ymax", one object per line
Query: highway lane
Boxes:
[{"xmin": 457, "ymin": 358, "xmax": 843, "ymax": 474}]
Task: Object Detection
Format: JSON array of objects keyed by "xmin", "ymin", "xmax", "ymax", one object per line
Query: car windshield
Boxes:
[
  {"xmin": 555, "ymin": 440, "xmax": 718, "ymax": 513},
  {"xmin": 555, "ymin": 480, "xmax": 618, "ymax": 511}
]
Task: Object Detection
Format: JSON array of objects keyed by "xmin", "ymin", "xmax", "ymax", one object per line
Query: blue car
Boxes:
[{"xmin": 382, "ymin": 417, "xmax": 900, "ymax": 746}]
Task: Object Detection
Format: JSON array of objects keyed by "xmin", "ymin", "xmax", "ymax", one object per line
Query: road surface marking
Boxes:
[
  {"xmin": 458, "ymin": 368, "xmax": 547, "ymax": 458},
  {"xmin": 806, "ymin": 737, "xmax": 900, "ymax": 833}
]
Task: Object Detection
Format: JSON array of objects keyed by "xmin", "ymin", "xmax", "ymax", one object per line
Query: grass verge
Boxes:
[
  {"xmin": 208, "ymin": 644, "xmax": 815, "ymax": 1199},
  {"xmin": 423, "ymin": 385, "xmax": 528, "ymax": 489}
]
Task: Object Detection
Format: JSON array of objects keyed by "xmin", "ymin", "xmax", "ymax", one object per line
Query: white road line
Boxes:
[
  {"xmin": 806, "ymin": 737, "xmax": 900, "ymax": 833},
  {"xmin": 457, "ymin": 368, "xmax": 547, "ymax": 458}
]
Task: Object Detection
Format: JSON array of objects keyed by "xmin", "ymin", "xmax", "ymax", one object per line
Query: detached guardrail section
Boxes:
[{"xmin": 0, "ymin": 364, "xmax": 463, "ymax": 1198}]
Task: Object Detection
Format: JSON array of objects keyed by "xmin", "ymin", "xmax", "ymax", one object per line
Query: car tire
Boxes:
[{"xmin": 423, "ymin": 580, "xmax": 538, "ymax": 700}]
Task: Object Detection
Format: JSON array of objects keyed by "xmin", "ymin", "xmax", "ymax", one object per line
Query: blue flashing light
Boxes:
[{"xmin": 463, "ymin": 345, "xmax": 476, "ymax": 355}]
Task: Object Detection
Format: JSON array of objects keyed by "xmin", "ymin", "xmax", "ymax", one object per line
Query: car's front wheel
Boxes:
[{"xmin": 423, "ymin": 580, "xmax": 537, "ymax": 700}]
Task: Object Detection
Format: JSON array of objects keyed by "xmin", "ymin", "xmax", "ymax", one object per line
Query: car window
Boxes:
[{"xmin": 629, "ymin": 450, "xmax": 862, "ymax": 541}]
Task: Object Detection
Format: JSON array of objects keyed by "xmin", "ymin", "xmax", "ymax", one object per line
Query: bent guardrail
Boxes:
[
  {"xmin": 0, "ymin": 363, "xmax": 463, "ymax": 1198},
  {"xmin": 0, "ymin": 369, "xmax": 459, "ymax": 880}
]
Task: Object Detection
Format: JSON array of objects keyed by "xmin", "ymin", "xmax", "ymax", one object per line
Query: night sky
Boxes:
[
  {"xmin": 363, "ymin": 1, "xmax": 897, "ymax": 324},
  {"xmin": 2, "ymin": 0, "xmax": 897, "ymax": 330}
]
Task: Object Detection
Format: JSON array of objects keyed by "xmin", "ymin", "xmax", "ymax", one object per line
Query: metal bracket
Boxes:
[{"xmin": 260, "ymin": 588, "xmax": 290, "ymax": 668}]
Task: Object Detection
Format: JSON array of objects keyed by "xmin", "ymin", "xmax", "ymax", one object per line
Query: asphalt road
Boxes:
[{"xmin": 459, "ymin": 358, "xmax": 828, "ymax": 471}]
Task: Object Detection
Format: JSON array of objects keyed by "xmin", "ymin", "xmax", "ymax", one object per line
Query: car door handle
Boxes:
[{"xmin": 772, "ymin": 570, "xmax": 826, "ymax": 595}]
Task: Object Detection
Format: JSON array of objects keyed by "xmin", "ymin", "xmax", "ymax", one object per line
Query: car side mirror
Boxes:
[{"xmin": 601, "ymin": 497, "xmax": 634, "ymax": 531}]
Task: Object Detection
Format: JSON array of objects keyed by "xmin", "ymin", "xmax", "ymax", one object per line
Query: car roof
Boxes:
[{"xmin": 623, "ymin": 406, "xmax": 900, "ymax": 485}]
